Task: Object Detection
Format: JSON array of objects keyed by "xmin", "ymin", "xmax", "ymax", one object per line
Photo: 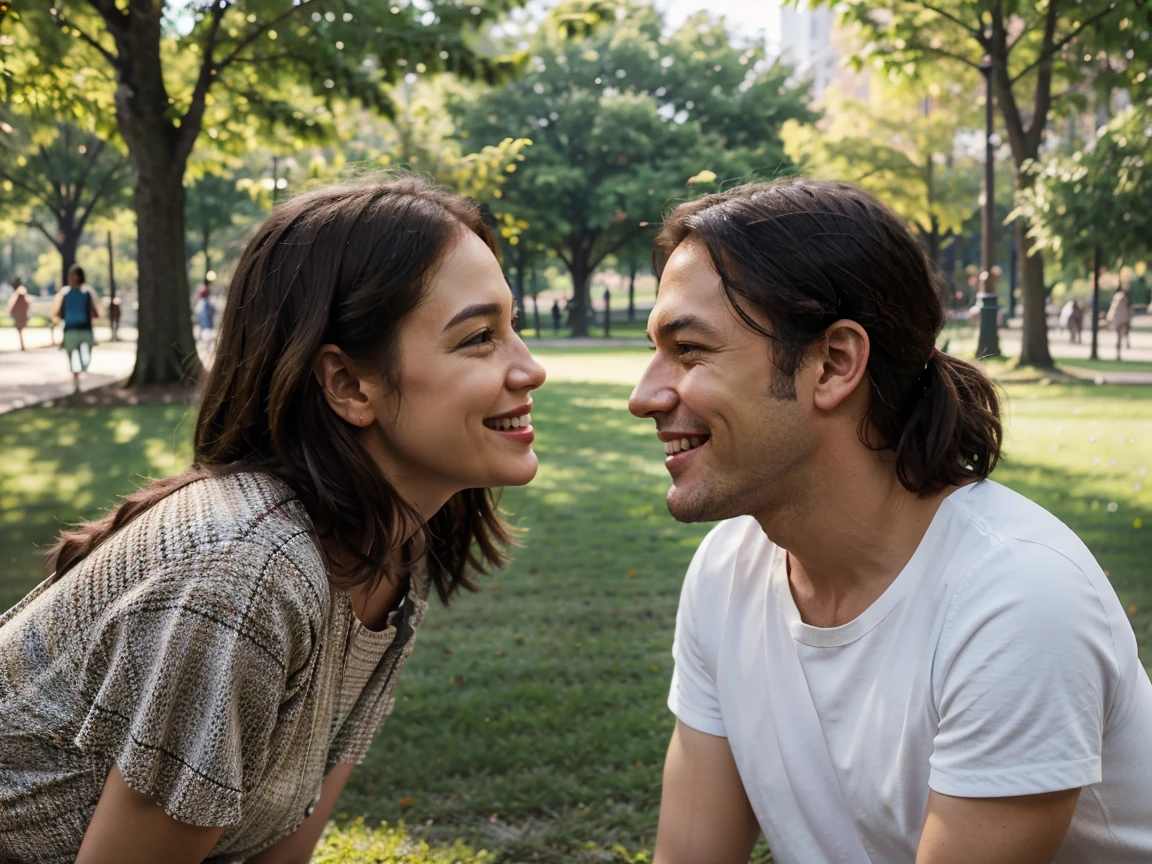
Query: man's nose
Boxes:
[{"xmin": 629, "ymin": 357, "xmax": 678, "ymax": 418}]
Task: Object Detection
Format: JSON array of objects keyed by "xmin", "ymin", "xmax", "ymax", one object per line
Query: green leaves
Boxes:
[{"xmin": 1014, "ymin": 103, "xmax": 1152, "ymax": 263}]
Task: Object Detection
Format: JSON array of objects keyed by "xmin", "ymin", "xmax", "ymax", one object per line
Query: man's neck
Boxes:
[{"xmin": 756, "ymin": 462, "xmax": 959, "ymax": 628}]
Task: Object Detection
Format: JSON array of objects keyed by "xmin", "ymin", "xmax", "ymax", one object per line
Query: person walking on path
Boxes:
[
  {"xmin": 551, "ymin": 298, "xmax": 562, "ymax": 335},
  {"xmin": 631, "ymin": 179, "xmax": 1152, "ymax": 864},
  {"xmin": 1107, "ymin": 286, "xmax": 1132, "ymax": 360},
  {"xmin": 51, "ymin": 265, "xmax": 102, "ymax": 393},
  {"xmin": 1059, "ymin": 298, "xmax": 1084, "ymax": 344},
  {"xmin": 195, "ymin": 285, "xmax": 218, "ymax": 349},
  {"xmin": 6, "ymin": 280, "xmax": 30, "ymax": 351}
]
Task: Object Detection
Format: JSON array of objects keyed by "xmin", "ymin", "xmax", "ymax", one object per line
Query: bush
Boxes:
[{"xmin": 312, "ymin": 819, "xmax": 494, "ymax": 864}]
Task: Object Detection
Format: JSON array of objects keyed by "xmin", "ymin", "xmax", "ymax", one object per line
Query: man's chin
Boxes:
[{"xmin": 666, "ymin": 484, "xmax": 720, "ymax": 524}]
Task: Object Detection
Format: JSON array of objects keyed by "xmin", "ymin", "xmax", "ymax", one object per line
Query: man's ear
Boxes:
[
  {"xmin": 313, "ymin": 345, "xmax": 375, "ymax": 427},
  {"xmin": 811, "ymin": 320, "xmax": 870, "ymax": 413}
]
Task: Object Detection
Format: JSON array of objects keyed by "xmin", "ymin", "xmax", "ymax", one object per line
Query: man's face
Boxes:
[{"xmin": 628, "ymin": 239, "xmax": 813, "ymax": 523}]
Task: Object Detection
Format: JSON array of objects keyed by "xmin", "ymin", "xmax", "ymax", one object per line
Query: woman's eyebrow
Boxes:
[{"xmin": 442, "ymin": 302, "xmax": 503, "ymax": 332}]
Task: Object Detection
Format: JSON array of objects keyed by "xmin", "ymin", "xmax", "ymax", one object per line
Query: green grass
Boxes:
[{"xmin": 0, "ymin": 352, "xmax": 1149, "ymax": 862}]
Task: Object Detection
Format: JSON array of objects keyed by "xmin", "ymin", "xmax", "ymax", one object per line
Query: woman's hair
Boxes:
[
  {"xmin": 49, "ymin": 175, "xmax": 509, "ymax": 604},
  {"xmin": 655, "ymin": 177, "xmax": 1002, "ymax": 497},
  {"xmin": 67, "ymin": 264, "xmax": 85, "ymax": 284}
]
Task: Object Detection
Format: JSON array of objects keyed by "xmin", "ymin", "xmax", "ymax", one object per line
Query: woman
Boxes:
[
  {"xmin": 0, "ymin": 177, "xmax": 545, "ymax": 864},
  {"xmin": 51, "ymin": 264, "xmax": 102, "ymax": 392},
  {"xmin": 6, "ymin": 279, "xmax": 30, "ymax": 350}
]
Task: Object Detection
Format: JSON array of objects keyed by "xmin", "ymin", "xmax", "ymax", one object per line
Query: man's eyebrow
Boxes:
[
  {"xmin": 648, "ymin": 314, "xmax": 723, "ymax": 343},
  {"xmin": 443, "ymin": 302, "xmax": 503, "ymax": 332}
]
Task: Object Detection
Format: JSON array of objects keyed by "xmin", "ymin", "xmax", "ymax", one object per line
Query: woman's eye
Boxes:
[
  {"xmin": 461, "ymin": 328, "xmax": 495, "ymax": 348},
  {"xmin": 677, "ymin": 343, "xmax": 704, "ymax": 356}
]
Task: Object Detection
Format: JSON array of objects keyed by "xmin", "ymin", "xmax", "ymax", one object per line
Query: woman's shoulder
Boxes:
[{"xmin": 76, "ymin": 471, "xmax": 331, "ymax": 630}]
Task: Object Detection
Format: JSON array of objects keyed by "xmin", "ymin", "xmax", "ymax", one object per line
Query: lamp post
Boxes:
[{"xmin": 976, "ymin": 55, "xmax": 1001, "ymax": 358}]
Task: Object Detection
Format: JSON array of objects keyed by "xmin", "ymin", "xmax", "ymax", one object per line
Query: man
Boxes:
[
  {"xmin": 51, "ymin": 264, "xmax": 101, "ymax": 393},
  {"xmin": 629, "ymin": 179, "xmax": 1152, "ymax": 864}
]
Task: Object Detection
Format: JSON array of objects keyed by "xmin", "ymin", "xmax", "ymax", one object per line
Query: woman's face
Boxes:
[{"xmin": 366, "ymin": 229, "xmax": 546, "ymax": 514}]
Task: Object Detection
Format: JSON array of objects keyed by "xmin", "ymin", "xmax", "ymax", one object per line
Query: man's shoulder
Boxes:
[
  {"xmin": 682, "ymin": 516, "xmax": 774, "ymax": 607},
  {"xmin": 943, "ymin": 480, "xmax": 1097, "ymax": 571}
]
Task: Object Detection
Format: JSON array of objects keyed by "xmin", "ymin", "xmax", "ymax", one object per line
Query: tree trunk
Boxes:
[
  {"xmin": 568, "ymin": 253, "xmax": 592, "ymax": 337},
  {"xmin": 627, "ymin": 251, "xmax": 638, "ymax": 322},
  {"xmin": 529, "ymin": 266, "xmax": 541, "ymax": 337},
  {"xmin": 112, "ymin": 9, "xmax": 203, "ymax": 386},
  {"xmin": 1090, "ymin": 245, "xmax": 1101, "ymax": 361},
  {"xmin": 58, "ymin": 222, "xmax": 80, "ymax": 289},
  {"xmin": 1015, "ymin": 217, "xmax": 1053, "ymax": 368},
  {"xmin": 129, "ymin": 157, "xmax": 201, "ymax": 385},
  {"xmin": 203, "ymin": 222, "xmax": 212, "ymax": 287},
  {"xmin": 991, "ymin": 3, "xmax": 1055, "ymax": 368},
  {"xmin": 512, "ymin": 245, "xmax": 526, "ymax": 332}
]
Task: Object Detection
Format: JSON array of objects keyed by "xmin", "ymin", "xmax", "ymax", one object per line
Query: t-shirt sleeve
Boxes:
[
  {"xmin": 74, "ymin": 546, "xmax": 319, "ymax": 827},
  {"xmin": 668, "ymin": 527, "xmax": 728, "ymax": 738},
  {"xmin": 929, "ymin": 540, "xmax": 1120, "ymax": 798}
]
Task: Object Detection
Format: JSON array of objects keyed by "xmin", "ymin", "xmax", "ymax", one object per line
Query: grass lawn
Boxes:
[{"xmin": 1, "ymin": 350, "xmax": 1149, "ymax": 863}]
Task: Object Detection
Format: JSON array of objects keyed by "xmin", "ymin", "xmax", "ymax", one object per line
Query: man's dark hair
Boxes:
[
  {"xmin": 655, "ymin": 178, "xmax": 1002, "ymax": 497},
  {"xmin": 67, "ymin": 264, "xmax": 85, "ymax": 284}
]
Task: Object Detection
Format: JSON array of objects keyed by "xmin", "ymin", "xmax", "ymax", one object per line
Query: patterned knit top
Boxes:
[{"xmin": 0, "ymin": 471, "xmax": 429, "ymax": 863}]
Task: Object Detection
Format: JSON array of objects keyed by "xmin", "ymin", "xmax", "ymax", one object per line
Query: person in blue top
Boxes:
[{"xmin": 51, "ymin": 264, "xmax": 102, "ymax": 393}]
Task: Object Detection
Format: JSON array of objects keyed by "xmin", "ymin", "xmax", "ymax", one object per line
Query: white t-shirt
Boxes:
[{"xmin": 669, "ymin": 480, "xmax": 1152, "ymax": 864}]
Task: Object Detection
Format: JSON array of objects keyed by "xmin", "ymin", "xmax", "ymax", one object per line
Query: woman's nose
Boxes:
[{"xmin": 508, "ymin": 340, "xmax": 546, "ymax": 392}]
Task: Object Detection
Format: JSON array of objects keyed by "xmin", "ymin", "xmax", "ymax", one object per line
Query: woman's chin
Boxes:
[{"xmin": 488, "ymin": 453, "xmax": 539, "ymax": 488}]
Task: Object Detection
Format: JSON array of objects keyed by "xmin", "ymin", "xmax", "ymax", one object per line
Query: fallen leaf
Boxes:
[
  {"xmin": 1129, "ymin": 604, "xmax": 1139, "ymax": 614},
  {"xmin": 627, "ymin": 569, "xmax": 638, "ymax": 578},
  {"xmin": 399, "ymin": 796, "xmax": 413, "ymax": 809},
  {"xmin": 650, "ymin": 664, "xmax": 660, "ymax": 672}
]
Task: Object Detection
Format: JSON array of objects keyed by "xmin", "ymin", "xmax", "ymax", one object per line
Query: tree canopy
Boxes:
[
  {"xmin": 2, "ymin": 0, "xmax": 528, "ymax": 384},
  {"xmin": 453, "ymin": 0, "xmax": 814, "ymax": 335},
  {"xmin": 812, "ymin": 0, "xmax": 1152, "ymax": 367}
]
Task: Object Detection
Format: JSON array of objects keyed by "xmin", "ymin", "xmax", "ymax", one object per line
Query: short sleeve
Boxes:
[
  {"xmin": 668, "ymin": 530, "xmax": 727, "ymax": 738},
  {"xmin": 74, "ymin": 547, "xmax": 319, "ymax": 827},
  {"xmin": 929, "ymin": 540, "xmax": 1120, "ymax": 798}
]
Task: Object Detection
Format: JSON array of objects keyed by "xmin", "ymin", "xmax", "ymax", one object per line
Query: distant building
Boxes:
[{"xmin": 770, "ymin": 4, "xmax": 840, "ymax": 100}]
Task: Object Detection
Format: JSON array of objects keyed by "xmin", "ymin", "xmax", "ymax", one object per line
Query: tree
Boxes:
[
  {"xmin": 782, "ymin": 74, "xmax": 982, "ymax": 274},
  {"xmin": 454, "ymin": 1, "xmax": 814, "ymax": 335},
  {"xmin": 818, "ymin": 0, "xmax": 1152, "ymax": 368},
  {"xmin": 1013, "ymin": 102, "xmax": 1152, "ymax": 359},
  {"xmin": 0, "ymin": 120, "xmax": 130, "ymax": 286},
  {"xmin": 6, "ymin": 0, "xmax": 523, "ymax": 385},
  {"xmin": 185, "ymin": 170, "xmax": 262, "ymax": 290}
]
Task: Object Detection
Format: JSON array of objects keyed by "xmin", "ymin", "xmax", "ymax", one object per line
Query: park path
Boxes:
[
  {"xmin": 0, "ymin": 322, "xmax": 1149, "ymax": 416},
  {"xmin": 0, "ymin": 339, "xmax": 138, "ymax": 414}
]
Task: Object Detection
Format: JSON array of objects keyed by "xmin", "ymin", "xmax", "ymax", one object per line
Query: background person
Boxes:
[
  {"xmin": 1107, "ymin": 286, "xmax": 1132, "ymax": 360},
  {"xmin": 630, "ymin": 179, "xmax": 1152, "ymax": 864},
  {"xmin": 51, "ymin": 265, "xmax": 101, "ymax": 393},
  {"xmin": 0, "ymin": 177, "xmax": 545, "ymax": 864},
  {"xmin": 6, "ymin": 279, "xmax": 30, "ymax": 350}
]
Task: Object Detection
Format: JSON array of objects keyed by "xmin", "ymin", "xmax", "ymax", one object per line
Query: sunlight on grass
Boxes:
[{"xmin": 0, "ymin": 363, "xmax": 1149, "ymax": 863}]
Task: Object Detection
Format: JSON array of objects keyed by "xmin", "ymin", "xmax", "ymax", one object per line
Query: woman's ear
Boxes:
[
  {"xmin": 811, "ymin": 320, "xmax": 870, "ymax": 413},
  {"xmin": 313, "ymin": 345, "xmax": 375, "ymax": 427}
]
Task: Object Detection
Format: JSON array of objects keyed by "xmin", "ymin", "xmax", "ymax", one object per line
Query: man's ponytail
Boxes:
[{"xmin": 885, "ymin": 351, "xmax": 1002, "ymax": 496}]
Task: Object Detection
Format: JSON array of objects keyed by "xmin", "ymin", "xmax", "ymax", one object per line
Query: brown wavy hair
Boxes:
[
  {"xmin": 655, "ymin": 178, "xmax": 1002, "ymax": 497},
  {"xmin": 49, "ymin": 175, "xmax": 509, "ymax": 604}
]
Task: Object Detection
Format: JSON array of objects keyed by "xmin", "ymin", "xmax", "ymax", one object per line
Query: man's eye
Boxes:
[
  {"xmin": 677, "ymin": 343, "xmax": 704, "ymax": 356},
  {"xmin": 461, "ymin": 329, "xmax": 495, "ymax": 348}
]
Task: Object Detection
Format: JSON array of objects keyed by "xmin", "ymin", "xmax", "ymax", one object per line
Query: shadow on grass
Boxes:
[{"xmin": 0, "ymin": 404, "xmax": 194, "ymax": 611}]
